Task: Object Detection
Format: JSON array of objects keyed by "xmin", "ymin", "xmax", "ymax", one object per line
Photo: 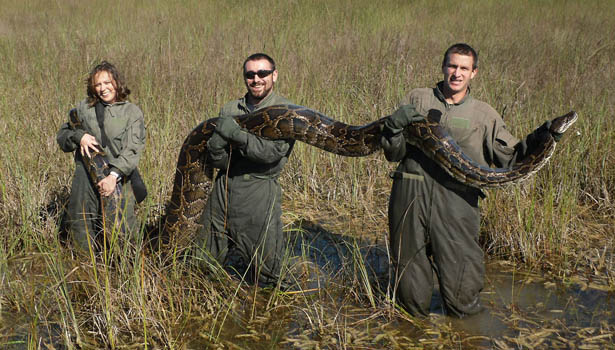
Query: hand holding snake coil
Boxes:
[
  {"xmin": 68, "ymin": 109, "xmax": 122, "ymax": 211},
  {"xmin": 162, "ymin": 104, "xmax": 578, "ymax": 238}
]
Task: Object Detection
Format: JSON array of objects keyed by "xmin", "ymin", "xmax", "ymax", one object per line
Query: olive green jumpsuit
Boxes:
[
  {"xmin": 382, "ymin": 82, "xmax": 549, "ymax": 317},
  {"xmin": 193, "ymin": 92, "xmax": 294, "ymax": 287},
  {"xmin": 57, "ymin": 99, "xmax": 146, "ymax": 251}
]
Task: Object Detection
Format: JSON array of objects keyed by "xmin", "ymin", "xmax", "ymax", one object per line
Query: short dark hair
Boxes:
[
  {"xmin": 243, "ymin": 53, "xmax": 276, "ymax": 72},
  {"xmin": 86, "ymin": 61, "xmax": 131, "ymax": 106},
  {"xmin": 442, "ymin": 43, "xmax": 478, "ymax": 70}
]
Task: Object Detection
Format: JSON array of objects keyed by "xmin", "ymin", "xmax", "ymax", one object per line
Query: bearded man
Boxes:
[{"xmin": 193, "ymin": 53, "xmax": 294, "ymax": 288}]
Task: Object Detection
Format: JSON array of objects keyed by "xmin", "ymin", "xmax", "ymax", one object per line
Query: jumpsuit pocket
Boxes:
[
  {"xmin": 113, "ymin": 131, "xmax": 126, "ymax": 145},
  {"xmin": 389, "ymin": 170, "xmax": 424, "ymax": 181},
  {"xmin": 106, "ymin": 132, "xmax": 126, "ymax": 156},
  {"xmin": 453, "ymin": 260, "xmax": 467, "ymax": 301},
  {"xmin": 449, "ymin": 126, "xmax": 479, "ymax": 147},
  {"xmin": 453, "ymin": 248, "xmax": 484, "ymax": 306},
  {"xmin": 446, "ymin": 117, "xmax": 479, "ymax": 148}
]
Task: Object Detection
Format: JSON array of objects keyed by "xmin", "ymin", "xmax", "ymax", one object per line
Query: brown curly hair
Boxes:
[{"xmin": 86, "ymin": 61, "xmax": 131, "ymax": 106}]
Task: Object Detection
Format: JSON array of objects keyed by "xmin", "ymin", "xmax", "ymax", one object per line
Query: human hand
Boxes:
[
  {"xmin": 207, "ymin": 131, "xmax": 228, "ymax": 150},
  {"xmin": 97, "ymin": 175, "xmax": 117, "ymax": 197},
  {"xmin": 386, "ymin": 105, "xmax": 426, "ymax": 132},
  {"xmin": 215, "ymin": 117, "xmax": 241, "ymax": 140},
  {"xmin": 80, "ymin": 134, "xmax": 100, "ymax": 158}
]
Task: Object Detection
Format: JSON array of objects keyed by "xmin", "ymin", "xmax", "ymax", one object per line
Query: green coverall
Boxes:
[
  {"xmin": 193, "ymin": 92, "xmax": 294, "ymax": 287},
  {"xmin": 382, "ymin": 82, "xmax": 549, "ymax": 317},
  {"xmin": 57, "ymin": 99, "xmax": 146, "ymax": 251}
]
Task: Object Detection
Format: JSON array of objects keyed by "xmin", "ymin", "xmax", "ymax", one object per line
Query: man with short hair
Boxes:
[
  {"xmin": 193, "ymin": 53, "xmax": 294, "ymax": 288},
  {"xmin": 381, "ymin": 43, "xmax": 558, "ymax": 317}
]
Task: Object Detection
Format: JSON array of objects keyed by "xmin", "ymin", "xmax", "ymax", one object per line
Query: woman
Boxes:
[{"xmin": 57, "ymin": 61, "xmax": 146, "ymax": 252}]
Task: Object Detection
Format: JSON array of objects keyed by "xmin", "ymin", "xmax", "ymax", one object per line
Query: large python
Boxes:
[{"xmin": 163, "ymin": 104, "xmax": 578, "ymax": 237}]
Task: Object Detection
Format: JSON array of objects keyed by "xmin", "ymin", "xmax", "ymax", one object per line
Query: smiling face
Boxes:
[
  {"xmin": 441, "ymin": 53, "xmax": 477, "ymax": 103},
  {"xmin": 93, "ymin": 70, "xmax": 118, "ymax": 104},
  {"xmin": 243, "ymin": 58, "xmax": 278, "ymax": 105}
]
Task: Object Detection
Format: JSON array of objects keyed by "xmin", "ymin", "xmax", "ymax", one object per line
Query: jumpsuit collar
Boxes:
[
  {"xmin": 434, "ymin": 81, "xmax": 472, "ymax": 108},
  {"xmin": 94, "ymin": 100, "xmax": 127, "ymax": 108},
  {"xmin": 239, "ymin": 91, "xmax": 278, "ymax": 113}
]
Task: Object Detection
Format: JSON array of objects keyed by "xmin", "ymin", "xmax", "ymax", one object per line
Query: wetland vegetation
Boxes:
[{"xmin": 0, "ymin": 0, "xmax": 614, "ymax": 348}]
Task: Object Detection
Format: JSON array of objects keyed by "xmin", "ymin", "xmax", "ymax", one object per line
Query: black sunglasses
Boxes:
[{"xmin": 244, "ymin": 69, "xmax": 274, "ymax": 79}]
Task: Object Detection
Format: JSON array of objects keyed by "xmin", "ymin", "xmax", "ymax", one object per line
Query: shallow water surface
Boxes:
[
  {"xmin": 2, "ymin": 223, "xmax": 613, "ymax": 349},
  {"xmin": 433, "ymin": 264, "xmax": 615, "ymax": 348},
  {"xmin": 286, "ymin": 222, "xmax": 615, "ymax": 348}
]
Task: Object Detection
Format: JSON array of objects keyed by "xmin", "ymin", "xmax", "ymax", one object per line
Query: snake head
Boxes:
[{"xmin": 549, "ymin": 111, "xmax": 578, "ymax": 134}]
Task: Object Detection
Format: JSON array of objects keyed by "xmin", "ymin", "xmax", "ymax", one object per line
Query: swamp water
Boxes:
[{"xmin": 2, "ymin": 222, "xmax": 613, "ymax": 349}]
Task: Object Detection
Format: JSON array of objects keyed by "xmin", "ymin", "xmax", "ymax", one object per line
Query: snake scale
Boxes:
[{"xmin": 163, "ymin": 104, "xmax": 578, "ymax": 237}]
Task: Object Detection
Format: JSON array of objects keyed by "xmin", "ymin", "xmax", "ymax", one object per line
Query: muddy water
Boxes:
[
  {"xmin": 2, "ymin": 222, "xmax": 613, "ymax": 349},
  {"xmin": 432, "ymin": 265, "xmax": 615, "ymax": 348},
  {"xmin": 0, "ymin": 318, "xmax": 65, "ymax": 350},
  {"xmin": 286, "ymin": 222, "xmax": 615, "ymax": 348}
]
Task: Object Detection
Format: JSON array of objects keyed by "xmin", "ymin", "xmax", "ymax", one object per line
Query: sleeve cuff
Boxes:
[{"xmin": 70, "ymin": 130, "xmax": 87, "ymax": 145}]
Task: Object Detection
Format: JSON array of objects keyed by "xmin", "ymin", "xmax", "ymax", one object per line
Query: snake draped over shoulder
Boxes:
[{"xmin": 163, "ymin": 104, "xmax": 578, "ymax": 237}]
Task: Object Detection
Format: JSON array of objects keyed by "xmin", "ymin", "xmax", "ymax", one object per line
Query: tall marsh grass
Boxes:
[{"xmin": 1, "ymin": 0, "xmax": 614, "ymax": 348}]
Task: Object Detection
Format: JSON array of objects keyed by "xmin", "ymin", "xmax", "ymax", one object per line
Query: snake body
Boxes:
[
  {"xmin": 163, "ymin": 104, "xmax": 578, "ymax": 238},
  {"xmin": 403, "ymin": 110, "xmax": 578, "ymax": 188}
]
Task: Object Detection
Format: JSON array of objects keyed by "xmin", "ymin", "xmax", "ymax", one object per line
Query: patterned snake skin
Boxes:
[{"xmin": 163, "ymin": 104, "xmax": 578, "ymax": 238}]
